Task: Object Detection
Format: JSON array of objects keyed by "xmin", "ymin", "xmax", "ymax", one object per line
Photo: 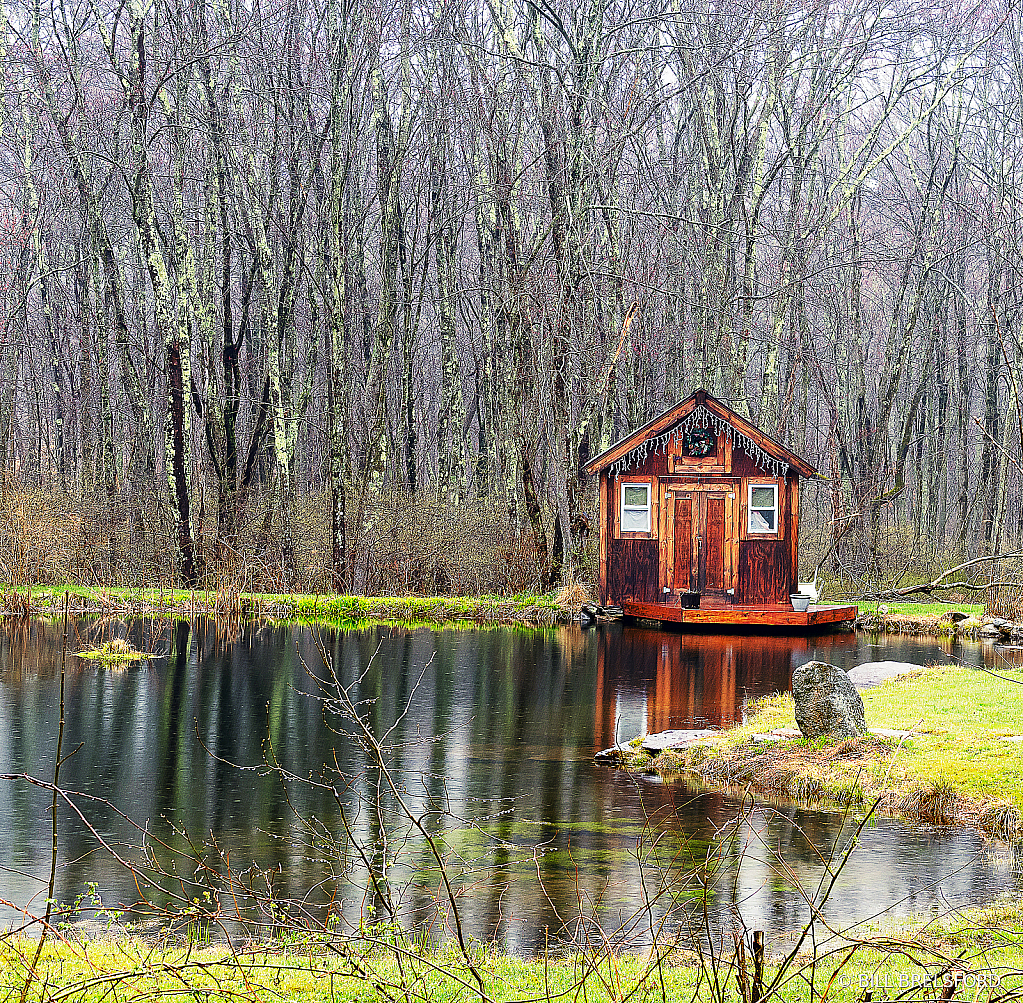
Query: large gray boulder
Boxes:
[{"xmin": 792, "ymin": 661, "xmax": 866, "ymax": 739}]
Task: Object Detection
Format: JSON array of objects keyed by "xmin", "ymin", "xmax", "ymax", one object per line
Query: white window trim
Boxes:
[
  {"xmin": 747, "ymin": 482, "xmax": 779, "ymax": 535},
  {"xmin": 620, "ymin": 482, "xmax": 651, "ymax": 533}
]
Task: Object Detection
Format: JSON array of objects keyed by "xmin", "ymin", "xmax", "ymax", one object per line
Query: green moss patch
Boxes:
[{"xmin": 75, "ymin": 638, "xmax": 147, "ymax": 663}]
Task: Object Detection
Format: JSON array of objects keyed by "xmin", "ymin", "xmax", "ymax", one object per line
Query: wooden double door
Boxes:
[{"xmin": 661, "ymin": 481, "xmax": 738, "ymax": 596}]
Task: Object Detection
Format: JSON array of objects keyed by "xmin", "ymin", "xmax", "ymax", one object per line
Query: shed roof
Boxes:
[{"xmin": 583, "ymin": 389, "xmax": 820, "ymax": 479}]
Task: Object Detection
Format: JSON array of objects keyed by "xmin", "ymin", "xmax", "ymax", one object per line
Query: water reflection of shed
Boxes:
[
  {"xmin": 583, "ymin": 389, "xmax": 857, "ymax": 629},
  {"xmin": 593, "ymin": 626, "xmax": 858, "ymax": 747}
]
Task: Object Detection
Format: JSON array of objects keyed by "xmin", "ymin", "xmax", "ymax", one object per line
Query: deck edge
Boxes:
[{"xmin": 622, "ymin": 600, "xmax": 858, "ymax": 631}]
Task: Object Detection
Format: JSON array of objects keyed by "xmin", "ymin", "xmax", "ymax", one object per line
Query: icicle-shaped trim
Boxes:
[{"xmin": 609, "ymin": 404, "xmax": 791, "ymax": 479}]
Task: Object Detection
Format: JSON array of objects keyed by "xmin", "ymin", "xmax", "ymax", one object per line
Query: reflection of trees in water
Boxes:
[
  {"xmin": 0, "ymin": 620, "xmax": 1018, "ymax": 952},
  {"xmin": 593, "ymin": 625, "xmax": 859, "ymax": 742}
]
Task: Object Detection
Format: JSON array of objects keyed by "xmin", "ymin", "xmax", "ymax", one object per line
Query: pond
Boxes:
[{"xmin": 0, "ymin": 618, "xmax": 1020, "ymax": 952}]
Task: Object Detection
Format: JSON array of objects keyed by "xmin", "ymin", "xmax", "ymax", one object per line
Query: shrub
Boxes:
[{"xmin": 0, "ymin": 484, "xmax": 582, "ymax": 598}]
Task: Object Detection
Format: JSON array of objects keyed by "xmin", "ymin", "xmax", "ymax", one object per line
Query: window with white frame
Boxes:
[
  {"xmin": 620, "ymin": 483, "xmax": 651, "ymax": 533},
  {"xmin": 748, "ymin": 483, "xmax": 778, "ymax": 533}
]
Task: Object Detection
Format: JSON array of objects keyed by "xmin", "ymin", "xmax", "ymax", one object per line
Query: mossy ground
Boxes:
[
  {"xmin": 3, "ymin": 897, "xmax": 1022, "ymax": 1002},
  {"xmin": 7, "ymin": 585, "xmax": 565, "ymax": 627},
  {"xmin": 618, "ymin": 663, "xmax": 1023, "ymax": 834},
  {"xmin": 75, "ymin": 637, "xmax": 147, "ymax": 662},
  {"xmin": 855, "ymin": 600, "xmax": 985, "ymax": 618},
  {"xmin": 854, "ymin": 600, "xmax": 988, "ymax": 635},
  {"xmin": 3, "ymin": 587, "xmax": 995, "ymax": 633}
]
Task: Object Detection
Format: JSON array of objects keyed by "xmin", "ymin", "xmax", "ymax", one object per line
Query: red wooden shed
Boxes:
[{"xmin": 583, "ymin": 390, "xmax": 856, "ymax": 629}]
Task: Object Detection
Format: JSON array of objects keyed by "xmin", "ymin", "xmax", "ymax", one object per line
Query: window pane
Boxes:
[
  {"xmin": 749, "ymin": 509, "xmax": 775, "ymax": 532},
  {"xmin": 621, "ymin": 508, "xmax": 650, "ymax": 532},
  {"xmin": 623, "ymin": 485, "xmax": 648, "ymax": 507},
  {"xmin": 751, "ymin": 486, "xmax": 775, "ymax": 508}
]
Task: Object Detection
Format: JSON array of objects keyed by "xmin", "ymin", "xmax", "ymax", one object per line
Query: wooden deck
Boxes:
[{"xmin": 623, "ymin": 598, "xmax": 857, "ymax": 631}]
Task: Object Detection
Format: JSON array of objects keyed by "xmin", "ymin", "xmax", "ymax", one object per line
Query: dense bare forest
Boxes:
[{"xmin": 1, "ymin": 0, "xmax": 1021, "ymax": 594}]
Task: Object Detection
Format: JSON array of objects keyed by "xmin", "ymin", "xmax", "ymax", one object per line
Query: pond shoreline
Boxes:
[
  {"xmin": 602, "ymin": 736, "xmax": 1016, "ymax": 838},
  {"xmin": 852, "ymin": 604, "xmax": 996, "ymax": 638},
  {"xmin": 3, "ymin": 586, "xmax": 1002, "ymax": 636},
  {"xmin": 602, "ymin": 662, "xmax": 1023, "ymax": 840},
  {"xmin": 4, "ymin": 585, "xmax": 568, "ymax": 627}
]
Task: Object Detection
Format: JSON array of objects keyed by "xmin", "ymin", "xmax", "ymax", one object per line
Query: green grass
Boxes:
[
  {"xmin": 3, "ymin": 897, "xmax": 1023, "ymax": 1002},
  {"xmin": 853, "ymin": 600, "xmax": 988, "ymax": 636},
  {"xmin": 10, "ymin": 585, "xmax": 565, "ymax": 628},
  {"xmin": 10, "ymin": 587, "xmax": 991, "ymax": 631},
  {"xmin": 0, "ymin": 937, "xmax": 706, "ymax": 1003},
  {"xmin": 691, "ymin": 662, "xmax": 1023, "ymax": 820},
  {"xmin": 860, "ymin": 663, "xmax": 1023, "ymax": 805},
  {"xmin": 75, "ymin": 638, "xmax": 147, "ymax": 662},
  {"xmin": 856, "ymin": 600, "xmax": 985, "ymax": 617}
]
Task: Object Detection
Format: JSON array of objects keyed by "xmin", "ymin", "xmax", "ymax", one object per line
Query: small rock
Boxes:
[
  {"xmin": 752, "ymin": 734, "xmax": 784, "ymax": 743},
  {"xmin": 985, "ymin": 616, "xmax": 1009, "ymax": 628},
  {"xmin": 771, "ymin": 728, "xmax": 802, "ymax": 738},
  {"xmin": 594, "ymin": 744, "xmax": 639, "ymax": 763},
  {"xmin": 792, "ymin": 661, "xmax": 867, "ymax": 740},
  {"xmin": 641, "ymin": 728, "xmax": 717, "ymax": 752},
  {"xmin": 846, "ymin": 660, "xmax": 920, "ymax": 690},
  {"xmin": 999, "ymin": 736, "xmax": 1023, "ymax": 743},
  {"xmin": 979, "ymin": 624, "xmax": 1001, "ymax": 637},
  {"xmin": 868, "ymin": 728, "xmax": 916, "ymax": 740}
]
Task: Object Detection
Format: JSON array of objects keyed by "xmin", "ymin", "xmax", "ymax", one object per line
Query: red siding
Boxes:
[
  {"xmin": 600, "ymin": 424, "xmax": 802, "ymax": 609},
  {"xmin": 737, "ymin": 539, "xmax": 793, "ymax": 603},
  {"xmin": 729, "ymin": 449, "xmax": 763, "ymax": 477},
  {"xmin": 608, "ymin": 538, "xmax": 659, "ymax": 603},
  {"xmin": 620, "ymin": 449, "xmax": 668, "ymax": 477}
]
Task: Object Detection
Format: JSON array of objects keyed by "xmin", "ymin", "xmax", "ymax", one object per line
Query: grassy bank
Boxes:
[
  {"xmin": 855, "ymin": 600, "xmax": 986, "ymax": 617},
  {"xmin": 0, "ymin": 584, "xmax": 1001, "ymax": 634},
  {"xmin": 2, "ymin": 584, "xmax": 566, "ymax": 627},
  {"xmin": 3, "ymin": 896, "xmax": 1022, "ymax": 1002},
  {"xmin": 614, "ymin": 663, "xmax": 1023, "ymax": 835},
  {"xmin": 854, "ymin": 600, "xmax": 987, "ymax": 635}
]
